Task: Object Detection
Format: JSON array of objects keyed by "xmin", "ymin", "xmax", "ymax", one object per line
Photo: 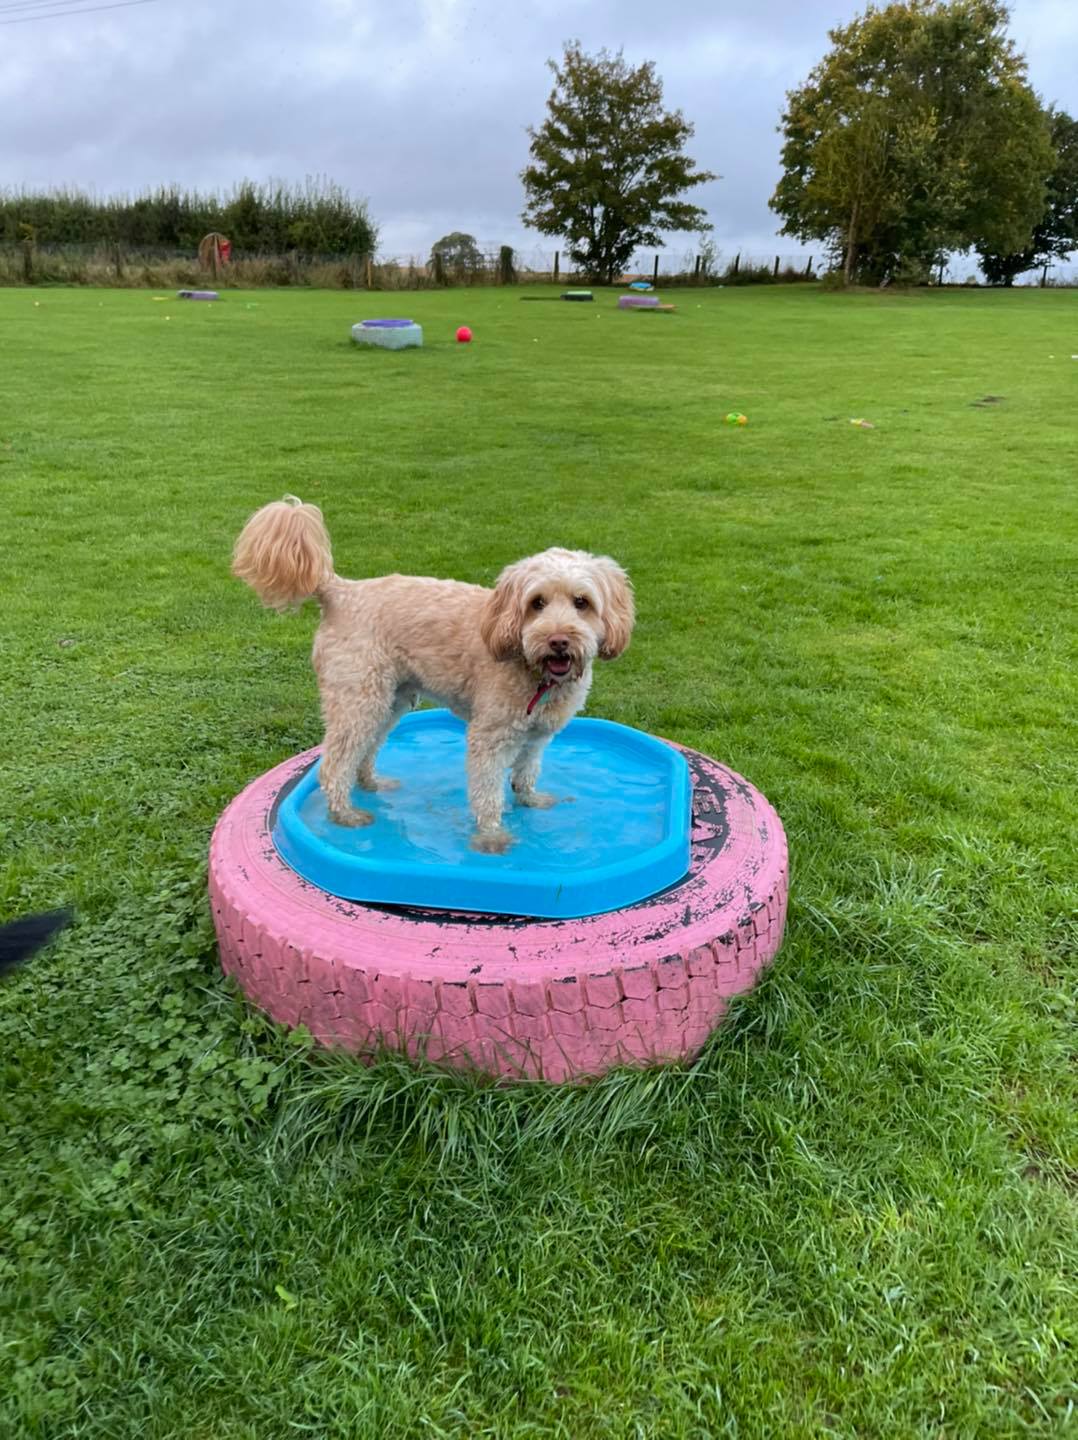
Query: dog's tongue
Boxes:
[{"xmin": 547, "ymin": 657, "xmax": 572, "ymax": 677}]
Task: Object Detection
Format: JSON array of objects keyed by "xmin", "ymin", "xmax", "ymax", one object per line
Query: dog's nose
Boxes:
[{"xmin": 549, "ymin": 634, "xmax": 570, "ymax": 655}]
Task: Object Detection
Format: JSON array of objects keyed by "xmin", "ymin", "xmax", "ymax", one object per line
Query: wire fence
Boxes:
[
  {"xmin": 0, "ymin": 239, "xmax": 820, "ymax": 290},
  {"xmin": 378, "ymin": 244, "xmax": 819, "ymax": 284},
  {"xmin": 2, "ymin": 240, "xmax": 1073, "ymax": 289},
  {"xmin": 940, "ymin": 255, "xmax": 1078, "ymax": 285},
  {"xmin": 0, "ymin": 242, "xmax": 370, "ymax": 289}
]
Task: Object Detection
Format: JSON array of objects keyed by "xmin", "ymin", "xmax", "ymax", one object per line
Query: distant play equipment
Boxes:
[
  {"xmin": 210, "ymin": 712, "xmax": 789, "ymax": 1082},
  {"xmin": 628, "ymin": 281, "xmax": 653, "ymax": 291},
  {"xmin": 618, "ymin": 295, "xmax": 660, "ymax": 309},
  {"xmin": 518, "ymin": 291, "xmax": 594, "ymax": 303},
  {"xmin": 351, "ymin": 319, "xmax": 423, "ymax": 350},
  {"xmin": 456, "ymin": 326, "xmax": 473, "ymax": 343},
  {"xmin": 177, "ymin": 290, "xmax": 219, "ymax": 301},
  {"xmin": 197, "ymin": 232, "xmax": 231, "ymax": 276}
]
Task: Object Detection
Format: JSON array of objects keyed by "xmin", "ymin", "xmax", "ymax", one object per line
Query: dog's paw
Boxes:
[
  {"xmin": 357, "ymin": 775, "xmax": 401, "ymax": 794},
  {"xmin": 329, "ymin": 806, "xmax": 375, "ymax": 829},
  {"xmin": 470, "ymin": 828, "xmax": 513, "ymax": 855},
  {"xmin": 514, "ymin": 790, "xmax": 559, "ymax": 810}
]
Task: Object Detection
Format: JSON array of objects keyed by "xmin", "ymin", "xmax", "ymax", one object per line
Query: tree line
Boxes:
[
  {"xmin": 4, "ymin": 4, "xmax": 1074, "ymax": 289},
  {"xmin": 0, "ymin": 178, "xmax": 376, "ymax": 257},
  {"xmin": 519, "ymin": 4, "xmax": 1076, "ymax": 287},
  {"xmin": 771, "ymin": 0, "xmax": 1078, "ymax": 285}
]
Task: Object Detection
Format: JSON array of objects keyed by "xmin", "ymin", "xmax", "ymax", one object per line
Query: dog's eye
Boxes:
[
  {"xmin": 573, "ymin": 596, "xmax": 589, "ymax": 611},
  {"xmin": 531, "ymin": 596, "xmax": 546, "ymax": 611}
]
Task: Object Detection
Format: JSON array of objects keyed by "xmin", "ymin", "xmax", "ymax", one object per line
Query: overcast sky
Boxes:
[{"xmin": 1, "ymin": 0, "xmax": 1075, "ymax": 268}]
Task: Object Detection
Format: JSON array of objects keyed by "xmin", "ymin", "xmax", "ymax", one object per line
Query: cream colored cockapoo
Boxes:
[{"xmin": 233, "ymin": 497, "xmax": 634, "ymax": 853}]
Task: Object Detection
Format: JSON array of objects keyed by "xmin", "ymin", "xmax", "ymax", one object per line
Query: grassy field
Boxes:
[{"xmin": 2, "ymin": 283, "xmax": 1076, "ymax": 1438}]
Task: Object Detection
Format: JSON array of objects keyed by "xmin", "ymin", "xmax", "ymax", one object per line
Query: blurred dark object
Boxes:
[{"xmin": 0, "ymin": 909, "xmax": 73, "ymax": 979}]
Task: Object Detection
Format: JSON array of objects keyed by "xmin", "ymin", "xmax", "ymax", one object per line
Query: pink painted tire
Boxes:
[{"xmin": 209, "ymin": 744, "xmax": 788, "ymax": 1082}]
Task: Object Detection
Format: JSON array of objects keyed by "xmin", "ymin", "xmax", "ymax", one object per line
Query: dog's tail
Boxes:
[
  {"xmin": 232, "ymin": 496, "xmax": 334, "ymax": 612},
  {"xmin": 0, "ymin": 908, "xmax": 73, "ymax": 980}
]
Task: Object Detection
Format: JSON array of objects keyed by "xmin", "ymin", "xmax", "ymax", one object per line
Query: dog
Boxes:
[
  {"xmin": 0, "ymin": 909, "xmax": 73, "ymax": 980},
  {"xmin": 232, "ymin": 497, "xmax": 634, "ymax": 853}
]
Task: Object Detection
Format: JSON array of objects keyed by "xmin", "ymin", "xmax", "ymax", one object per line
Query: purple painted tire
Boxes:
[{"xmin": 209, "ymin": 743, "xmax": 788, "ymax": 1082}]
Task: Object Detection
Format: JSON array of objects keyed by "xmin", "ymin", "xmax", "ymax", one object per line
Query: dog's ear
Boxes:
[
  {"xmin": 480, "ymin": 565, "xmax": 524, "ymax": 660},
  {"xmin": 594, "ymin": 557, "xmax": 635, "ymax": 660}
]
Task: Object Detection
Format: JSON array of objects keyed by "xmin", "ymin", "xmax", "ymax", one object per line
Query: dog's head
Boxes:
[{"xmin": 480, "ymin": 547, "xmax": 634, "ymax": 681}]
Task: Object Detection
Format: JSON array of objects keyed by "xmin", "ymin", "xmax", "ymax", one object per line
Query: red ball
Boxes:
[{"xmin": 456, "ymin": 326, "xmax": 472, "ymax": 343}]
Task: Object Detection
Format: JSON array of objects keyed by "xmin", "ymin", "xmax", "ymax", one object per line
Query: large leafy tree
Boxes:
[
  {"xmin": 521, "ymin": 44, "xmax": 716, "ymax": 284},
  {"xmin": 978, "ymin": 109, "xmax": 1078, "ymax": 283},
  {"xmin": 430, "ymin": 231, "xmax": 484, "ymax": 276},
  {"xmin": 771, "ymin": 1, "xmax": 1055, "ymax": 283}
]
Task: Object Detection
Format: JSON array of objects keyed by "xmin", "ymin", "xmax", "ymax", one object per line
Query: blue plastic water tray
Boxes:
[{"xmin": 272, "ymin": 710, "xmax": 692, "ymax": 919}]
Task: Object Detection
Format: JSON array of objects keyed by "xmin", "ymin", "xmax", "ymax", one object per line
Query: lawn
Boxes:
[{"xmin": 1, "ymin": 282, "xmax": 1076, "ymax": 1438}]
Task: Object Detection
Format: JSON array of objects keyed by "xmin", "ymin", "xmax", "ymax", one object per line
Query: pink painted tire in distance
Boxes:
[{"xmin": 209, "ymin": 743, "xmax": 788, "ymax": 1082}]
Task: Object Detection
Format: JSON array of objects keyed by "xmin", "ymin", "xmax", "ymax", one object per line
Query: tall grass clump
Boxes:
[{"xmin": 721, "ymin": 256, "xmax": 814, "ymax": 286}]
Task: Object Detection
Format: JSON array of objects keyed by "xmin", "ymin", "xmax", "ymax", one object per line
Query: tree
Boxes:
[
  {"xmin": 771, "ymin": 1, "xmax": 1055, "ymax": 284},
  {"xmin": 521, "ymin": 44, "xmax": 716, "ymax": 284},
  {"xmin": 978, "ymin": 109, "xmax": 1078, "ymax": 283},
  {"xmin": 429, "ymin": 231, "xmax": 483, "ymax": 278}
]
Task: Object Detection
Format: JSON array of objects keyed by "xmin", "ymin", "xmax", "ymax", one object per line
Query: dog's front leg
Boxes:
[
  {"xmin": 466, "ymin": 725, "xmax": 519, "ymax": 854},
  {"xmin": 510, "ymin": 734, "xmax": 557, "ymax": 809}
]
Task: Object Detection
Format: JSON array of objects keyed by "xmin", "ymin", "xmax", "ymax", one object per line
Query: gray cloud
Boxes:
[{"xmin": 1, "ymin": 0, "xmax": 1075, "ymax": 267}]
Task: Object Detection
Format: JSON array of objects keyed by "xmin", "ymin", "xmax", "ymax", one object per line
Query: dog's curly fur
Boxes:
[{"xmin": 233, "ymin": 497, "xmax": 634, "ymax": 852}]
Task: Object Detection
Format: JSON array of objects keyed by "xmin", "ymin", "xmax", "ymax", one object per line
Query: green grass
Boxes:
[{"xmin": 1, "ymin": 283, "xmax": 1076, "ymax": 1438}]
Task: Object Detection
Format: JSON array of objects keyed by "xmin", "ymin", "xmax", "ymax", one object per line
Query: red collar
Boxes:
[{"xmin": 526, "ymin": 679, "xmax": 557, "ymax": 715}]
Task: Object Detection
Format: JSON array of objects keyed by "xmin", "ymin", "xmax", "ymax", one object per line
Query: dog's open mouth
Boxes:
[{"xmin": 544, "ymin": 656, "xmax": 573, "ymax": 679}]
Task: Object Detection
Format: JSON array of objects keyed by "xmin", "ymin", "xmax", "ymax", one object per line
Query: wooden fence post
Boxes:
[
  {"xmin": 1040, "ymin": 262, "xmax": 1049, "ymax": 288},
  {"xmin": 652, "ymin": 254, "xmax": 659, "ymax": 285},
  {"xmin": 694, "ymin": 256, "xmax": 702, "ymax": 282},
  {"xmin": 114, "ymin": 243, "xmax": 124, "ymax": 280},
  {"xmin": 22, "ymin": 237, "xmax": 34, "ymax": 285},
  {"xmin": 732, "ymin": 253, "xmax": 740, "ymax": 277},
  {"xmin": 804, "ymin": 256, "xmax": 813, "ymax": 278},
  {"xmin": 553, "ymin": 251, "xmax": 560, "ymax": 283},
  {"xmin": 773, "ymin": 255, "xmax": 780, "ymax": 278}
]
